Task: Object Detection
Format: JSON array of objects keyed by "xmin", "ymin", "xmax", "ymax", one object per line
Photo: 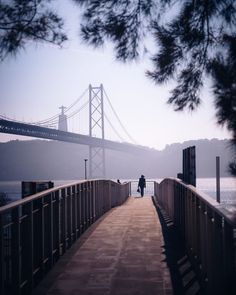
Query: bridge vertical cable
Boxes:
[{"xmin": 103, "ymin": 89, "xmax": 137, "ymax": 144}]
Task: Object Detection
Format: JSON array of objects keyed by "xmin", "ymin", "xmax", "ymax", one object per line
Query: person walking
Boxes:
[{"xmin": 138, "ymin": 175, "xmax": 146, "ymax": 197}]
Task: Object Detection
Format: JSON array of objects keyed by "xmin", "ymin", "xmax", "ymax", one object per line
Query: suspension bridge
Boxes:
[{"xmin": 0, "ymin": 84, "xmax": 153, "ymax": 178}]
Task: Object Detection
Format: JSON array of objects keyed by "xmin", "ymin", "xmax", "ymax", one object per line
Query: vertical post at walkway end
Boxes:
[
  {"xmin": 84, "ymin": 159, "xmax": 88, "ymax": 180},
  {"xmin": 216, "ymin": 156, "xmax": 221, "ymax": 203}
]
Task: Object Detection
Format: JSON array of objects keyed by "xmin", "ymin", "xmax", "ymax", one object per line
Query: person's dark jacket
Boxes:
[{"xmin": 138, "ymin": 177, "xmax": 146, "ymax": 188}]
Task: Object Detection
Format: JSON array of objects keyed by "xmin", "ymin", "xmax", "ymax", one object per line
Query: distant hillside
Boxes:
[
  {"xmin": 158, "ymin": 139, "xmax": 233, "ymax": 178},
  {"xmin": 0, "ymin": 138, "xmax": 233, "ymax": 180}
]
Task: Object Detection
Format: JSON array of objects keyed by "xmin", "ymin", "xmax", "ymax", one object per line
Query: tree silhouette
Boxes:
[
  {"xmin": 209, "ymin": 35, "xmax": 236, "ymax": 175},
  {"xmin": 0, "ymin": 0, "xmax": 67, "ymax": 61},
  {"xmin": 1, "ymin": 0, "xmax": 236, "ymax": 174},
  {"xmin": 75, "ymin": 0, "xmax": 236, "ymax": 174}
]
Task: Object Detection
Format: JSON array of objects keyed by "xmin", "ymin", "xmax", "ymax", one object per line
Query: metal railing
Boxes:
[
  {"xmin": 0, "ymin": 180, "xmax": 130, "ymax": 295},
  {"xmin": 130, "ymin": 180, "xmax": 154, "ymax": 197},
  {"xmin": 154, "ymin": 178, "xmax": 236, "ymax": 295}
]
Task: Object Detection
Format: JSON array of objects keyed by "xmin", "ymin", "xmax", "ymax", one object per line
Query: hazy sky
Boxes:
[{"xmin": 0, "ymin": 1, "xmax": 231, "ymax": 150}]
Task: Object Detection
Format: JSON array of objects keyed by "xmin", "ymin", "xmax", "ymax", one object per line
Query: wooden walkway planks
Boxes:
[{"xmin": 33, "ymin": 197, "xmax": 173, "ymax": 295}]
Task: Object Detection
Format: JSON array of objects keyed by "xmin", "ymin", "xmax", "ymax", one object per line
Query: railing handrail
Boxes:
[
  {"xmin": 154, "ymin": 177, "xmax": 236, "ymax": 295},
  {"xmin": 156, "ymin": 178, "xmax": 236, "ymax": 227},
  {"xmin": 0, "ymin": 179, "xmax": 131, "ymax": 295},
  {"xmin": 0, "ymin": 179, "xmax": 127, "ymax": 214}
]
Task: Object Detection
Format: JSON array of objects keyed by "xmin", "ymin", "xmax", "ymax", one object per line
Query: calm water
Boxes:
[
  {"xmin": 0, "ymin": 178, "xmax": 236, "ymax": 205},
  {"xmin": 0, "ymin": 180, "xmax": 75, "ymax": 205}
]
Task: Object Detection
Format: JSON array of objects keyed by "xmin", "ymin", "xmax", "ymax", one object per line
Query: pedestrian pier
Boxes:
[
  {"xmin": 0, "ymin": 179, "xmax": 236, "ymax": 295},
  {"xmin": 33, "ymin": 197, "xmax": 172, "ymax": 295}
]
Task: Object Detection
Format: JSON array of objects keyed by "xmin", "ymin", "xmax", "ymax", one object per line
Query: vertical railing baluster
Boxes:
[
  {"xmin": 72, "ymin": 185, "xmax": 77, "ymax": 241},
  {"xmin": 85, "ymin": 182, "xmax": 89, "ymax": 227},
  {"xmin": 223, "ymin": 221, "xmax": 235, "ymax": 294},
  {"xmin": 95, "ymin": 181, "xmax": 98, "ymax": 221},
  {"xmin": 97, "ymin": 181, "xmax": 100, "ymax": 218},
  {"xmin": 212, "ymin": 213, "xmax": 224, "ymax": 294},
  {"xmin": 0, "ymin": 214, "xmax": 5, "ymax": 295},
  {"xmin": 54, "ymin": 190, "xmax": 60, "ymax": 259},
  {"xmin": 76, "ymin": 184, "xmax": 81, "ymax": 237},
  {"xmin": 61, "ymin": 189, "xmax": 67, "ymax": 254},
  {"xmin": 205, "ymin": 206, "xmax": 213, "ymax": 293},
  {"xmin": 81, "ymin": 183, "xmax": 85, "ymax": 232},
  {"xmin": 85, "ymin": 182, "xmax": 88, "ymax": 226},
  {"xmin": 78, "ymin": 184, "xmax": 83, "ymax": 234},
  {"xmin": 108, "ymin": 181, "xmax": 111, "ymax": 210},
  {"xmin": 24, "ymin": 201, "xmax": 34, "ymax": 292},
  {"xmin": 67, "ymin": 187, "xmax": 72, "ymax": 247},
  {"xmin": 83, "ymin": 182, "xmax": 86, "ymax": 230},
  {"xmin": 41, "ymin": 197, "xmax": 45, "ymax": 276},
  {"xmin": 90, "ymin": 182, "xmax": 94, "ymax": 223},
  {"xmin": 12, "ymin": 207, "xmax": 21, "ymax": 295},
  {"xmin": 87, "ymin": 182, "xmax": 90, "ymax": 226},
  {"xmin": 48, "ymin": 193, "xmax": 53, "ymax": 269},
  {"xmin": 89, "ymin": 181, "xmax": 93, "ymax": 225}
]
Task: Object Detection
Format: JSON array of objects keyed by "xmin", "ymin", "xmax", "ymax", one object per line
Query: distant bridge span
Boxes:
[{"xmin": 0, "ymin": 119, "xmax": 152, "ymax": 154}]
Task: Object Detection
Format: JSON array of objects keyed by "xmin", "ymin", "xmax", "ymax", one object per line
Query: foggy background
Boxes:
[{"xmin": 0, "ymin": 138, "xmax": 232, "ymax": 181}]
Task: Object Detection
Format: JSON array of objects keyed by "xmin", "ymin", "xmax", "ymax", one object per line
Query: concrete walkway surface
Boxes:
[{"xmin": 33, "ymin": 197, "xmax": 173, "ymax": 295}]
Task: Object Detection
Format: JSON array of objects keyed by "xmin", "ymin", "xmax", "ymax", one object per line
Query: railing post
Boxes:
[
  {"xmin": 12, "ymin": 207, "xmax": 21, "ymax": 295},
  {"xmin": 205, "ymin": 207, "xmax": 214, "ymax": 293},
  {"xmin": 91, "ymin": 181, "xmax": 95, "ymax": 223},
  {"xmin": 84, "ymin": 182, "xmax": 88, "ymax": 230},
  {"xmin": 223, "ymin": 222, "xmax": 235, "ymax": 294},
  {"xmin": 54, "ymin": 190, "xmax": 61, "ymax": 258},
  {"xmin": 108, "ymin": 181, "xmax": 112, "ymax": 209},
  {"xmin": 80, "ymin": 183, "xmax": 85, "ymax": 232},
  {"xmin": 48, "ymin": 193, "xmax": 53, "ymax": 269},
  {"xmin": 76, "ymin": 184, "xmax": 81, "ymax": 236},
  {"xmin": 72, "ymin": 185, "xmax": 77, "ymax": 241},
  {"xmin": 212, "ymin": 213, "xmax": 224, "ymax": 294},
  {"xmin": 88, "ymin": 181, "xmax": 92, "ymax": 225},
  {"xmin": 40, "ymin": 198, "xmax": 45, "ymax": 276},
  {"xmin": 67, "ymin": 187, "xmax": 72, "ymax": 247},
  {"xmin": 0, "ymin": 214, "xmax": 4, "ymax": 295},
  {"xmin": 61, "ymin": 189, "xmax": 67, "ymax": 254},
  {"xmin": 24, "ymin": 201, "xmax": 34, "ymax": 292}
]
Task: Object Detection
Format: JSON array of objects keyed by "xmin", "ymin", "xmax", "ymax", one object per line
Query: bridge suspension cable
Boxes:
[
  {"xmin": 33, "ymin": 87, "xmax": 89, "ymax": 126},
  {"xmin": 0, "ymin": 87, "xmax": 89, "ymax": 128},
  {"xmin": 1, "ymin": 85, "xmax": 138, "ymax": 145},
  {"xmin": 103, "ymin": 89, "xmax": 137, "ymax": 144},
  {"xmin": 63, "ymin": 87, "xmax": 88, "ymax": 114},
  {"xmin": 66, "ymin": 100, "xmax": 89, "ymax": 120},
  {"xmin": 104, "ymin": 113, "xmax": 126, "ymax": 142}
]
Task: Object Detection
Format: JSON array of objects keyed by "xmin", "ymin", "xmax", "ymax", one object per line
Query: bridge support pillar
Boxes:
[{"xmin": 89, "ymin": 84, "xmax": 106, "ymax": 178}]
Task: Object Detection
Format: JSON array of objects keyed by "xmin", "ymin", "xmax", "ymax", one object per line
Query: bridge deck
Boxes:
[{"xmin": 33, "ymin": 197, "xmax": 172, "ymax": 295}]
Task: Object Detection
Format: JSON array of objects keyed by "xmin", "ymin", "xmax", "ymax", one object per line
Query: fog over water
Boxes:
[{"xmin": 0, "ymin": 138, "xmax": 233, "ymax": 181}]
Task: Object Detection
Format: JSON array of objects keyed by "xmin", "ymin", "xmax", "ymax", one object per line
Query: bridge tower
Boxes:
[
  {"xmin": 58, "ymin": 106, "xmax": 68, "ymax": 132},
  {"xmin": 89, "ymin": 84, "xmax": 105, "ymax": 178}
]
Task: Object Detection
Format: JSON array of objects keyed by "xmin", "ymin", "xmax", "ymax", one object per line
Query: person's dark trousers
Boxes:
[{"xmin": 140, "ymin": 187, "xmax": 144, "ymax": 197}]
